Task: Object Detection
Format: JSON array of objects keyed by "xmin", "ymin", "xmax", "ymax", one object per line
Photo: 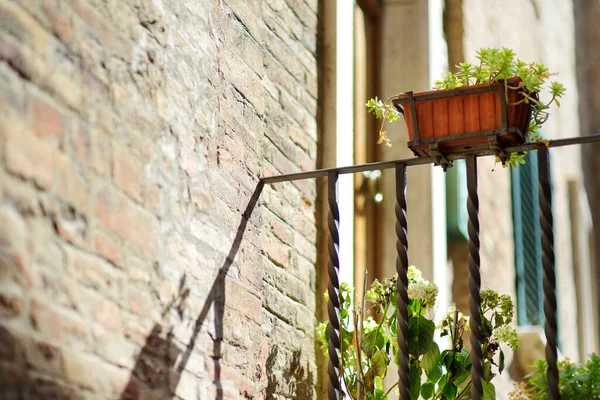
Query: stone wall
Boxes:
[{"xmin": 0, "ymin": 0, "xmax": 318, "ymax": 398}]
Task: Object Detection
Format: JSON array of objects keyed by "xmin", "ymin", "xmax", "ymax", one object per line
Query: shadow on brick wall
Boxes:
[
  {"xmin": 265, "ymin": 346, "xmax": 314, "ymax": 399},
  {"xmin": 120, "ymin": 183, "xmax": 264, "ymax": 399}
]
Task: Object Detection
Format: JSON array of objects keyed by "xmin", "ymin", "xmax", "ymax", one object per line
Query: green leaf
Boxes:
[
  {"xmin": 371, "ymin": 349, "xmax": 389, "ymax": 378},
  {"xmin": 499, "ymin": 349, "xmax": 505, "ymax": 374},
  {"xmin": 442, "ymin": 382, "xmax": 458, "ymax": 400},
  {"xmin": 422, "ymin": 342, "xmax": 441, "ymax": 376},
  {"xmin": 408, "ymin": 316, "xmax": 435, "ymax": 356},
  {"xmin": 482, "ymin": 381, "xmax": 496, "ymax": 400},
  {"xmin": 363, "ymin": 326, "xmax": 386, "ymax": 358},
  {"xmin": 409, "ymin": 359, "xmax": 422, "ymax": 400},
  {"xmin": 454, "ymin": 369, "xmax": 471, "ymax": 386},
  {"xmin": 421, "ymin": 382, "xmax": 435, "ymax": 399},
  {"xmin": 428, "ymin": 365, "xmax": 444, "ymax": 383}
]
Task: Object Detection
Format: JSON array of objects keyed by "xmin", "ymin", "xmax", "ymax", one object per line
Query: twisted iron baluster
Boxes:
[
  {"xmin": 395, "ymin": 164, "xmax": 410, "ymax": 400},
  {"xmin": 466, "ymin": 155, "xmax": 483, "ymax": 400},
  {"xmin": 327, "ymin": 172, "xmax": 341, "ymax": 400},
  {"xmin": 538, "ymin": 148, "xmax": 559, "ymax": 400}
]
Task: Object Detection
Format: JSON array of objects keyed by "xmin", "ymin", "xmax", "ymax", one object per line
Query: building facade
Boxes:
[{"xmin": 0, "ymin": 0, "xmax": 598, "ymax": 399}]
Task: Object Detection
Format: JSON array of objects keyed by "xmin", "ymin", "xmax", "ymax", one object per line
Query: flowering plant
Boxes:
[
  {"xmin": 366, "ymin": 47, "xmax": 566, "ymax": 168},
  {"xmin": 316, "ymin": 266, "xmax": 519, "ymax": 400},
  {"xmin": 509, "ymin": 354, "xmax": 600, "ymax": 399}
]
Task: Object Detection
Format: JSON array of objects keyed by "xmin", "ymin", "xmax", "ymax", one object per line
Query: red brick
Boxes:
[
  {"xmin": 5, "ymin": 126, "xmax": 54, "ymax": 189},
  {"xmin": 263, "ymin": 234, "xmax": 290, "ymax": 267},
  {"xmin": 92, "ymin": 298, "xmax": 122, "ymax": 331},
  {"xmin": 147, "ymin": 184, "xmax": 162, "ymax": 215},
  {"xmin": 41, "ymin": 0, "xmax": 75, "ymax": 44},
  {"xmin": 0, "ymin": 251, "xmax": 33, "ymax": 288},
  {"xmin": 114, "ymin": 149, "xmax": 144, "ymax": 202},
  {"xmin": 93, "ymin": 230, "xmax": 121, "ymax": 265},
  {"xmin": 90, "ymin": 130, "xmax": 111, "ymax": 177},
  {"xmin": 94, "ymin": 187, "xmax": 157, "ymax": 258},
  {"xmin": 69, "ymin": 247, "xmax": 119, "ymax": 293},
  {"xmin": 30, "ymin": 297, "xmax": 88, "ymax": 345},
  {"xmin": 55, "ymin": 152, "xmax": 91, "ymax": 212},
  {"xmin": 127, "ymin": 207, "xmax": 158, "ymax": 259},
  {"xmin": 269, "ymin": 215, "xmax": 293, "ymax": 245},
  {"xmin": 93, "ymin": 186, "xmax": 129, "ymax": 240},
  {"xmin": 225, "ymin": 280, "xmax": 262, "ymax": 325},
  {"xmin": 70, "ymin": 123, "xmax": 91, "ymax": 167},
  {"xmin": 29, "ymin": 97, "xmax": 64, "ymax": 138},
  {"xmin": 124, "ymin": 286, "xmax": 154, "ymax": 319}
]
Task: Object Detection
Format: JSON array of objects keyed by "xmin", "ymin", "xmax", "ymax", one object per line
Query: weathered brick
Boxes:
[
  {"xmin": 61, "ymin": 349, "xmax": 98, "ymax": 390},
  {"xmin": 93, "ymin": 298, "xmax": 122, "ymax": 332},
  {"xmin": 55, "ymin": 153, "xmax": 91, "ymax": 212},
  {"xmin": 5, "ymin": 126, "xmax": 55, "ymax": 189},
  {"xmin": 93, "ymin": 230, "xmax": 121, "ymax": 265},
  {"xmin": 30, "ymin": 297, "xmax": 88, "ymax": 345},
  {"xmin": 92, "ymin": 325, "xmax": 137, "ymax": 369},
  {"xmin": 1, "ymin": 0, "xmax": 320, "ymax": 398},
  {"xmin": 113, "ymin": 148, "xmax": 144, "ymax": 202},
  {"xmin": 29, "ymin": 96, "xmax": 65, "ymax": 138},
  {"xmin": 68, "ymin": 246, "xmax": 119, "ymax": 294},
  {"xmin": 225, "ymin": 280, "xmax": 263, "ymax": 325}
]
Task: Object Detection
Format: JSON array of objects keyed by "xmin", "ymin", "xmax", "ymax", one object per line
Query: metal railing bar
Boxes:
[
  {"xmin": 395, "ymin": 164, "xmax": 410, "ymax": 400},
  {"xmin": 260, "ymin": 133, "xmax": 600, "ymax": 184},
  {"xmin": 538, "ymin": 148, "xmax": 559, "ymax": 399},
  {"xmin": 326, "ymin": 171, "xmax": 342, "ymax": 400},
  {"xmin": 466, "ymin": 155, "xmax": 483, "ymax": 400}
]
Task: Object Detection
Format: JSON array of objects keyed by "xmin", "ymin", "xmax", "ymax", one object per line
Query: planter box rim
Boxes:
[{"xmin": 392, "ymin": 78, "xmax": 525, "ymax": 105}]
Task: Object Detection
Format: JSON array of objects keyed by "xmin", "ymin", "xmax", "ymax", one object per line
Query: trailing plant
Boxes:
[
  {"xmin": 366, "ymin": 47, "xmax": 566, "ymax": 168},
  {"xmin": 316, "ymin": 266, "xmax": 519, "ymax": 399},
  {"xmin": 508, "ymin": 354, "xmax": 600, "ymax": 399}
]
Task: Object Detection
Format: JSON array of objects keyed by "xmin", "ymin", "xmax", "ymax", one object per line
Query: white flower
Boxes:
[
  {"xmin": 493, "ymin": 325, "xmax": 520, "ymax": 351},
  {"xmin": 407, "ymin": 265, "xmax": 424, "ymax": 283},
  {"xmin": 408, "ymin": 280, "xmax": 438, "ymax": 309}
]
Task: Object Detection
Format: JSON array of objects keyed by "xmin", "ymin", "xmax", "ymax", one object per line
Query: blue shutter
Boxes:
[{"xmin": 511, "ymin": 151, "xmax": 545, "ymax": 326}]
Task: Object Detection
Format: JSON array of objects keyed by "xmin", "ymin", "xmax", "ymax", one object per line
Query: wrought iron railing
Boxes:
[{"xmin": 258, "ymin": 133, "xmax": 600, "ymax": 400}]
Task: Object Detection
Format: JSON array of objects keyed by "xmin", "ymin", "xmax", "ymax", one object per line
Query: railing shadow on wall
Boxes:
[
  {"xmin": 117, "ymin": 134, "xmax": 599, "ymax": 399},
  {"xmin": 119, "ymin": 183, "xmax": 264, "ymax": 399},
  {"xmin": 259, "ymin": 133, "xmax": 600, "ymax": 400}
]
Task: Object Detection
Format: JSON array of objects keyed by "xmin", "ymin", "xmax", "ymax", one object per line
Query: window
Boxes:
[{"xmin": 511, "ymin": 151, "xmax": 553, "ymax": 326}]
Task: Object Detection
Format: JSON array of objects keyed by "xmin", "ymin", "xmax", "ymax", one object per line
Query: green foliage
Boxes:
[
  {"xmin": 510, "ymin": 354, "xmax": 600, "ymax": 399},
  {"xmin": 316, "ymin": 267, "xmax": 519, "ymax": 399},
  {"xmin": 368, "ymin": 47, "xmax": 566, "ymax": 168},
  {"xmin": 365, "ymin": 97, "xmax": 400, "ymax": 147}
]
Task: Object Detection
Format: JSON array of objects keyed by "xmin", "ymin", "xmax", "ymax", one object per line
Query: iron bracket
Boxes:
[
  {"xmin": 430, "ymin": 143, "xmax": 453, "ymax": 171},
  {"xmin": 488, "ymin": 134, "xmax": 511, "ymax": 166}
]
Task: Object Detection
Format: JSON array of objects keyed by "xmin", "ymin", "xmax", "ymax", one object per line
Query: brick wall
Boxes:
[{"xmin": 0, "ymin": 0, "xmax": 318, "ymax": 398}]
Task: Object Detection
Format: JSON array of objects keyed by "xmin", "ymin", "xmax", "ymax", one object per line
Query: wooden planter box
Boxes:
[{"xmin": 392, "ymin": 79, "xmax": 533, "ymax": 157}]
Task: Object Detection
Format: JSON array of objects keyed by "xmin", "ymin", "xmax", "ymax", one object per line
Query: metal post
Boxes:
[
  {"xmin": 538, "ymin": 147, "xmax": 559, "ymax": 399},
  {"xmin": 466, "ymin": 155, "xmax": 483, "ymax": 400},
  {"xmin": 327, "ymin": 172, "xmax": 341, "ymax": 400},
  {"xmin": 395, "ymin": 164, "xmax": 410, "ymax": 400}
]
